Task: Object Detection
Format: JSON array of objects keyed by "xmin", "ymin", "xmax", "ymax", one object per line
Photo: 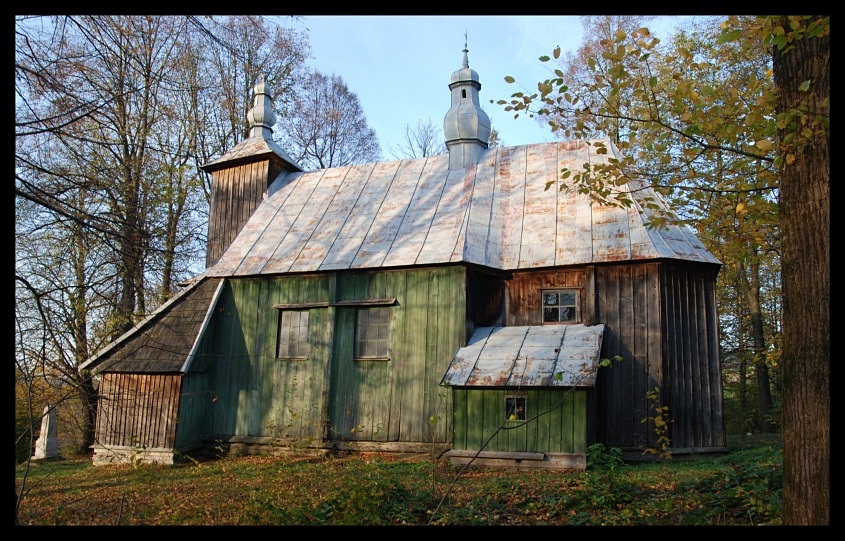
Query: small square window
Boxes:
[
  {"xmin": 542, "ymin": 289, "xmax": 579, "ymax": 323},
  {"xmin": 277, "ymin": 310, "xmax": 309, "ymax": 359},
  {"xmin": 505, "ymin": 396, "xmax": 526, "ymax": 421}
]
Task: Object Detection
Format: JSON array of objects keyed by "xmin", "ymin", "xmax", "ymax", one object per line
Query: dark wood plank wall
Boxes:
[
  {"xmin": 659, "ymin": 264, "xmax": 724, "ymax": 449},
  {"xmin": 451, "ymin": 389, "xmax": 587, "ymax": 454},
  {"xmin": 504, "ymin": 269, "xmax": 587, "ymax": 326},
  {"xmin": 591, "ymin": 261, "xmax": 722, "ymax": 451},
  {"xmin": 205, "ymin": 158, "xmax": 284, "ymax": 268},
  {"xmin": 466, "ymin": 268, "xmax": 506, "ymax": 334},
  {"xmin": 594, "ymin": 263, "xmax": 662, "ymax": 449},
  {"xmin": 95, "ymin": 373, "xmax": 181, "ymax": 449}
]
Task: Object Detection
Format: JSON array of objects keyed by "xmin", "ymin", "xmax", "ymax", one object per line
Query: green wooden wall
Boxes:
[
  {"xmin": 197, "ymin": 266, "xmax": 465, "ymax": 446},
  {"xmin": 451, "ymin": 388, "xmax": 588, "ymax": 454}
]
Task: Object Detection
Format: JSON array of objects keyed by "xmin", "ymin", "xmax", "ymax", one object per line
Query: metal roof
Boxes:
[
  {"xmin": 202, "ymin": 135, "xmax": 302, "ymax": 173},
  {"xmin": 206, "ymin": 138, "xmax": 720, "ymax": 278},
  {"xmin": 440, "ymin": 323, "xmax": 605, "ymax": 388}
]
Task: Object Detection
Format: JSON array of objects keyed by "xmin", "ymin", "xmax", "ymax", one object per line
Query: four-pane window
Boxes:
[{"xmin": 542, "ymin": 289, "xmax": 579, "ymax": 323}]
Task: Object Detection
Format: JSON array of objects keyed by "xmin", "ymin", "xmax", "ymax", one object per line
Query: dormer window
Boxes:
[{"xmin": 542, "ymin": 289, "xmax": 580, "ymax": 323}]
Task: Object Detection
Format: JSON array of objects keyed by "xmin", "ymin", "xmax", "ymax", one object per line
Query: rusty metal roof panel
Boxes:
[
  {"xmin": 441, "ymin": 324, "xmax": 605, "ymax": 388},
  {"xmin": 493, "ymin": 146, "xmax": 525, "ymax": 269},
  {"xmin": 207, "ymin": 139, "xmax": 720, "ymax": 277},
  {"xmin": 518, "ymin": 144, "xmax": 558, "ymax": 268},
  {"xmin": 290, "ymin": 163, "xmax": 374, "ymax": 272}
]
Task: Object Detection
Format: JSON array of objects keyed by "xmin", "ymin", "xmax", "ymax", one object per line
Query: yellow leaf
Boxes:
[
  {"xmin": 755, "ymin": 139, "xmax": 774, "ymax": 151},
  {"xmin": 786, "ymin": 153, "xmax": 796, "ymax": 165}
]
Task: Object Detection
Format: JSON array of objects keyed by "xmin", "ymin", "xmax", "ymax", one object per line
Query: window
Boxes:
[
  {"xmin": 505, "ymin": 396, "xmax": 526, "ymax": 421},
  {"xmin": 542, "ymin": 289, "xmax": 579, "ymax": 323},
  {"xmin": 277, "ymin": 310, "xmax": 310, "ymax": 359},
  {"xmin": 355, "ymin": 307, "xmax": 390, "ymax": 359}
]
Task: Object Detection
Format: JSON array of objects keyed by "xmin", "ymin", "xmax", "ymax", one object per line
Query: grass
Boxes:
[{"xmin": 14, "ymin": 434, "xmax": 782, "ymax": 526}]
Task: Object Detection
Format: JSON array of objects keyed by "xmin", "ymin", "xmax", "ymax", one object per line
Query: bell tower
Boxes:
[{"xmin": 201, "ymin": 75, "xmax": 302, "ymax": 268}]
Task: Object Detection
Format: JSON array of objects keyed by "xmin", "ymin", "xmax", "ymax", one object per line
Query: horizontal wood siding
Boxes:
[
  {"xmin": 206, "ymin": 158, "xmax": 283, "ymax": 267},
  {"xmin": 451, "ymin": 388, "xmax": 587, "ymax": 454},
  {"xmin": 329, "ymin": 267, "xmax": 464, "ymax": 444},
  {"xmin": 95, "ymin": 373, "xmax": 181, "ymax": 449},
  {"xmin": 506, "ymin": 269, "xmax": 587, "ymax": 326},
  {"xmin": 206, "ymin": 276, "xmax": 331, "ymax": 444}
]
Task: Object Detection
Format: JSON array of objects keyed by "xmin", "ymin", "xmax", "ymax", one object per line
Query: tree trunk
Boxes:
[
  {"xmin": 773, "ymin": 16, "xmax": 829, "ymax": 525},
  {"xmin": 78, "ymin": 376, "xmax": 98, "ymax": 454},
  {"xmin": 737, "ymin": 257, "xmax": 775, "ymax": 432}
]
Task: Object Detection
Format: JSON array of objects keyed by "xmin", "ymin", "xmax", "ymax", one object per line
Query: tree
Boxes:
[
  {"xmin": 276, "ymin": 69, "xmax": 381, "ymax": 170},
  {"xmin": 767, "ymin": 15, "xmax": 829, "ymax": 525},
  {"xmin": 191, "ymin": 15, "xmax": 310, "ymax": 197},
  {"xmin": 500, "ymin": 14, "xmax": 829, "ymax": 525},
  {"xmin": 513, "ymin": 15, "xmax": 781, "ymax": 432},
  {"xmin": 14, "ymin": 15, "xmax": 312, "ymax": 458},
  {"xmin": 389, "ymin": 118, "xmax": 446, "ymax": 160}
]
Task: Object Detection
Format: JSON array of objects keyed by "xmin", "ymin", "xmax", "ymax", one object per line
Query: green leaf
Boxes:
[
  {"xmin": 649, "ymin": 76, "xmax": 657, "ymax": 88},
  {"xmin": 539, "ymin": 55, "xmax": 550, "ymax": 62},
  {"xmin": 716, "ymin": 29, "xmax": 742, "ymax": 44},
  {"xmin": 504, "ymin": 76, "xmax": 515, "ymax": 84},
  {"xmin": 798, "ymin": 79, "xmax": 811, "ymax": 92}
]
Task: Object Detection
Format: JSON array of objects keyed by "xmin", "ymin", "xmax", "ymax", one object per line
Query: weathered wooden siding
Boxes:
[
  {"xmin": 205, "ymin": 275, "xmax": 332, "ymax": 443},
  {"xmin": 594, "ymin": 261, "xmax": 723, "ymax": 451},
  {"xmin": 659, "ymin": 263, "xmax": 724, "ymax": 449},
  {"xmin": 173, "ymin": 371, "xmax": 210, "ymax": 450},
  {"xmin": 328, "ymin": 267, "xmax": 464, "ymax": 443},
  {"xmin": 206, "ymin": 157, "xmax": 285, "ymax": 268},
  {"xmin": 505, "ymin": 268, "xmax": 590, "ymax": 325},
  {"xmin": 466, "ymin": 268, "xmax": 506, "ymax": 335},
  {"xmin": 95, "ymin": 373, "xmax": 181, "ymax": 449},
  {"xmin": 205, "ymin": 266, "xmax": 464, "ymax": 447},
  {"xmin": 452, "ymin": 388, "xmax": 587, "ymax": 454},
  {"xmin": 594, "ymin": 263, "xmax": 661, "ymax": 449}
]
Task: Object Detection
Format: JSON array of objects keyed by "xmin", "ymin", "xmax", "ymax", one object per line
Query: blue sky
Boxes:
[{"xmin": 290, "ymin": 15, "xmax": 690, "ymax": 158}]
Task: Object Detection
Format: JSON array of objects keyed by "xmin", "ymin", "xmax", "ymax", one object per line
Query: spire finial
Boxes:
[
  {"xmin": 462, "ymin": 31, "xmax": 469, "ymax": 69},
  {"xmin": 246, "ymin": 73, "xmax": 276, "ymax": 139}
]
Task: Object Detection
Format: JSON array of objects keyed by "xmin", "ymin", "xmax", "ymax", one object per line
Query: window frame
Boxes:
[
  {"xmin": 505, "ymin": 395, "xmax": 527, "ymax": 422},
  {"xmin": 540, "ymin": 288, "xmax": 581, "ymax": 324},
  {"xmin": 354, "ymin": 306, "xmax": 391, "ymax": 361},
  {"xmin": 275, "ymin": 309, "xmax": 311, "ymax": 360}
]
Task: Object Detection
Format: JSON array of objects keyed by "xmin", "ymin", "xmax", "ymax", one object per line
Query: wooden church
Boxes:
[{"xmin": 80, "ymin": 46, "xmax": 726, "ymax": 469}]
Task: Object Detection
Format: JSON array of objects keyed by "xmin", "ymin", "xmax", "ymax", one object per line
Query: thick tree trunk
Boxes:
[{"xmin": 773, "ymin": 16, "xmax": 829, "ymax": 525}]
